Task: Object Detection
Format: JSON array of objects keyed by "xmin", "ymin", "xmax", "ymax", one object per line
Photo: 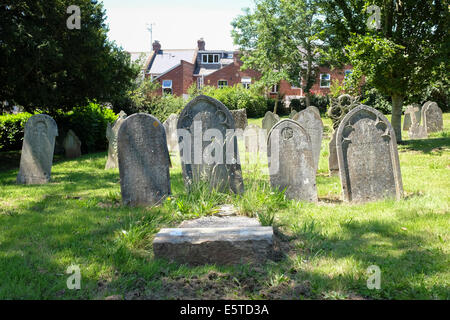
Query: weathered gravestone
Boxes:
[
  {"xmin": 327, "ymin": 94, "xmax": 360, "ymax": 176},
  {"xmin": 105, "ymin": 111, "xmax": 127, "ymax": 169},
  {"xmin": 163, "ymin": 113, "xmax": 179, "ymax": 153},
  {"xmin": 117, "ymin": 113, "xmax": 171, "ymax": 207},
  {"xmin": 336, "ymin": 105, "xmax": 403, "ymax": 202},
  {"xmin": 243, "ymin": 124, "xmax": 266, "ymax": 154},
  {"xmin": 289, "ymin": 110, "xmax": 298, "ymax": 119},
  {"xmin": 268, "ymin": 119, "xmax": 317, "ymax": 202},
  {"xmin": 403, "ymin": 104, "xmax": 421, "ymax": 131},
  {"xmin": 422, "ymin": 101, "xmax": 443, "ymax": 134},
  {"xmin": 293, "ymin": 108, "xmax": 323, "ymax": 172},
  {"xmin": 306, "ymin": 105, "xmax": 320, "ymax": 117},
  {"xmin": 177, "ymin": 95, "xmax": 244, "ymax": 194},
  {"xmin": 17, "ymin": 114, "xmax": 58, "ymax": 184},
  {"xmin": 230, "ymin": 109, "xmax": 248, "ymax": 130},
  {"xmin": 407, "ymin": 105, "xmax": 427, "ymax": 140},
  {"xmin": 262, "ymin": 111, "xmax": 280, "ymax": 132},
  {"xmin": 63, "ymin": 130, "xmax": 81, "ymax": 159}
]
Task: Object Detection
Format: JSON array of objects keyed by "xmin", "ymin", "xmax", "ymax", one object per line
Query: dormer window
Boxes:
[{"xmin": 202, "ymin": 54, "xmax": 220, "ymax": 64}]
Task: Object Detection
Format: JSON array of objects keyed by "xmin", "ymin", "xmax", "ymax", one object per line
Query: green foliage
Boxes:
[
  {"xmin": 0, "ymin": 103, "xmax": 116, "ymax": 153},
  {"xmin": 0, "ymin": 113, "xmax": 33, "ymax": 151},
  {"xmin": 361, "ymin": 87, "xmax": 392, "ymax": 114},
  {"xmin": 0, "ymin": 0, "xmax": 139, "ymax": 112},
  {"xmin": 190, "ymin": 84, "xmax": 269, "ymax": 118}
]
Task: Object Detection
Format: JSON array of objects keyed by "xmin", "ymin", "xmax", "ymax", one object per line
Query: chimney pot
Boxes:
[
  {"xmin": 153, "ymin": 40, "xmax": 161, "ymax": 52},
  {"xmin": 198, "ymin": 38, "xmax": 205, "ymax": 51}
]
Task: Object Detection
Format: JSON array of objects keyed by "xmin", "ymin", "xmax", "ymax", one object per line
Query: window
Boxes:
[
  {"xmin": 320, "ymin": 74, "xmax": 331, "ymax": 88},
  {"xmin": 202, "ymin": 54, "xmax": 220, "ymax": 64},
  {"xmin": 271, "ymin": 84, "xmax": 279, "ymax": 94},
  {"xmin": 197, "ymin": 77, "xmax": 204, "ymax": 89},
  {"xmin": 241, "ymin": 77, "xmax": 251, "ymax": 89},
  {"xmin": 218, "ymin": 80, "xmax": 228, "ymax": 88},
  {"xmin": 162, "ymin": 80, "xmax": 173, "ymax": 95},
  {"xmin": 344, "ymin": 69, "xmax": 353, "ymax": 81}
]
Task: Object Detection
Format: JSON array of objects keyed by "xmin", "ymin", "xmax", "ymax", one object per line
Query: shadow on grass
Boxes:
[{"xmin": 399, "ymin": 137, "xmax": 450, "ymax": 154}]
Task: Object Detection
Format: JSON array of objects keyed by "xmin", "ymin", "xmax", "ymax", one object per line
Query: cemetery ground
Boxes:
[{"xmin": 0, "ymin": 115, "xmax": 449, "ymax": 300}]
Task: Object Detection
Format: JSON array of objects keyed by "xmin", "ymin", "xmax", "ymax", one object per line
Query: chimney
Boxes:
[
  {"xmin": 153, "ymin": 40, "xmax": 161, "ymax": 53},
  {"xmin": 197, "ymin": 38, "xmax": 205, "ymax": 51}
]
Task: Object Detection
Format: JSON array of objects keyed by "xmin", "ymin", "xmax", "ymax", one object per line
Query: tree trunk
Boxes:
[
  {"xmin": 305, "ymin": 92, "xmax": 311, "ymax": 108},
  {"xmin": 273, "ymin": 97, "xmax": 278, "ymax": 115},
  {"xmin": 391, "ymin": 94, "xmax": 403, "ymax": 143}
]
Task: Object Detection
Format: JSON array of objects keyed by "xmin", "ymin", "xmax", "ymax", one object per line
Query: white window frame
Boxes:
[
  {"xmin": 320, "ymin": 74, "xmax": 331, "ymax": 88},
  {"xmin": 197, "ymin": 76, "xmax": 204, "ymax": 89},
  {"xmin": 270, "ymin": 84, "xmax": 279, "ymax": 94},
  {"xmin": 202, "ymin": 54, "xmax": 220, "ymax": 64},
  {"xmin": 241, "ymin": 77, "xmax": 251, "ymax": 89},
  {"xmin": 162, "ymin": 79, "xmax": 173, "ymax": 94},
  {"xmin": 218, "ymin": 80, "xmax": 228, "ymax": 88}
]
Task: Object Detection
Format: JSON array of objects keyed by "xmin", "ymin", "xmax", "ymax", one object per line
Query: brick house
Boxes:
[{"xmin": 131, "ymin": 39, "xmax": 352, "ymax": 103}]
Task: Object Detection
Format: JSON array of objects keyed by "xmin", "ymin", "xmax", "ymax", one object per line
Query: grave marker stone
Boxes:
[
  {"xmin": 262, "ymin": 111, "xmax": 280, "ymax": 132},
  {"xmin": 63, "ymin": 130, "xmax": 81, "ymax": 159},
  {"xmin": 403, "ymin": 104, "xmax": 421, "ymax": 131},
  {"xmin": 230, "ymin": 109, "xmax": 248, "ymax": 130},
  {"xmin": 163, "ymin": 114, "xmax": 179, "ymax": 153},
  {"xmin": 105, "ymin": 111, "xmax": 127, "ymax": 169},
  {"xmin": 422, "ymin": 101, "xmax": 443, "ymax": 134}
]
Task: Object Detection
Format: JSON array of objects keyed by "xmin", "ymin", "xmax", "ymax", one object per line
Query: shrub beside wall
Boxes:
[{"xmin": 0, "ymin": 112, "xmax": 33, "ymax": 151}]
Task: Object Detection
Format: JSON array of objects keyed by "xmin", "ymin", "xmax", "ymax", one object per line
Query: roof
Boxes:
[
  {"xmin": 149, "ymin": 49, "xmax": 197, "ymax": 75},
  {"xmin": 128, "ymin": 52, "xmax": 153, "ymax": 68}
]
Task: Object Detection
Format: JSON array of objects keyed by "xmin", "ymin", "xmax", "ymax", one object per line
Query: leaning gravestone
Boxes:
[
  {"xmin": 105, "ymin": 111, "xmax": 127, "ymax": 169},
  {"xmin": 268, "ymin": 119, "xmax": 317, "ymax": 202},
  {"xmin": 422, "ymin": 101, "xmax": 443, "ymax": 134},
  {"xmin": 262, "ymin": 111, "xmax": 280, "ymax": 132},
  {"xmin": 17, "ymin": 114, "xmax": 58, "ymax": 184},
  {"xmin": 230, "ymin": 109, "xmax": 248, "ymax": 130},
  {"xmin": 328, "ymin": 130, "xmax": 339, "ymax": 176},
  {"xmin": 63, "ymin": 130, "xmax": 81, "ymax": 159},
  {"xmin": 336, "ymin": 105, "xmax": 403, "ymax": 202},
  {"xmin": 163, "ymin": 114, "xmax": 179, "ymax": 153},
  {"xmin": 293, "ymin": 109, "xmax": 323, "ymax": 172},
  {"xmin": 289, "ymin": 110, "xmax": 298, "ymax": 119},
  {"xmin": 403, "ymin": 104, "xmax": 421, "ymax": 131},
  {"xmin": 117, "ymin": 113, "xmax": 171, "ymax": 207},
  {"xmin": 177, "ymin": 95, "xmax": 244, "ymax": 194},
  {"xmin": 306, "ymin": 105, "xmax": 320, "ymax": 117}
]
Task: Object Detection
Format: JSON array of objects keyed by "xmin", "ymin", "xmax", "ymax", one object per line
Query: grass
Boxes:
[{"xmin": 0, "ymin": 113, "xmax": 449, "ymax": 300}]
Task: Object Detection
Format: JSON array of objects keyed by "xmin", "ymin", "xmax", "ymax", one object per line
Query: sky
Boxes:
[{"xmin": 100, "ymin": 0, "xmax": 254, "ymax": 52}]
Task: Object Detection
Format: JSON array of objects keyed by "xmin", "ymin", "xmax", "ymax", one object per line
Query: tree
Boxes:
[
  {"xmin": 0, "ymin": 0, "xmax": 139, "ymax": 113},
  {"xmin": 318, "ymin": 0, "xmax": 449, "ymax": 141},
  {"xmin": 231, "ymin": 0, "xmax": 326, "ymax": 113}
]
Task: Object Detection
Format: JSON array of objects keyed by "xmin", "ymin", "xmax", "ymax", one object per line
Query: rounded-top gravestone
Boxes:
[
  {"xmin": 262, "ymin": 111, "xmax": 280, "ymax": 133},
  {"xmin": 63, "ymin": 129, "xmax": 81, "ymax": 159},
  {"xmin": 17, "ymin": 114, "xmax": 58, "ymax": 184},
  {"xmin": 336, "ymin": 105, "xmax": 403, "ymax": 202},
  {"xmin": 177, "ymin": 95, "xmax": 244, "ymax": 194},
  {"xmin": 105, "ymin": 111, "xmax": 127, "ymax": 170},
  {"xmin": 117, "ymin": 113, "xmax": 171, "ymax": 207},
  {"xmin": 163, "ymin": 113, "xmax": 179, "ymax": 153},
  {"xmin": 268, "ymin": 119, "xmax": 317, "ymax": 202},
  {"xmin": 422, "ymin": 101, "xmax": 443, "ymax": 134}
]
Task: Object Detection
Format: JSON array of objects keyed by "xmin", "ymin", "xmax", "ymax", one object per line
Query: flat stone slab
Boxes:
[
  {"xmin": 153, "ymin": 226, "xmax": 273, "ymax": 265},
  {"xmin": 179, "ymin": 216, "xmax": 260, "ymax": 228}
]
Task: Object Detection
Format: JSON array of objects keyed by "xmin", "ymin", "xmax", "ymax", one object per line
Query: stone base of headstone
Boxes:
[{"xmin": 153, "ymin": 216, "xmax": 273, "ymax": 266}]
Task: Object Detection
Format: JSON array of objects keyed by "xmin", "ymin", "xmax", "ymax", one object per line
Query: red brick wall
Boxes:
[
  {"xmin": 156, "ymin": 61, "xmax": 195, "ymax": 96},
  {"xmin": 203, "ymin": 60, "xmax": 261, "ymax": 88},
  {"xmin": 310, "ymin": 64, "xmax": 353, "ymax": 96}
]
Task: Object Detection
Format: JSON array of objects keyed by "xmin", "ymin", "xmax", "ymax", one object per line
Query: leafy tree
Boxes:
[
  {"xmin": 319, "ymin": 0, "xmax": 449, "ymax": 141},
  {"xmin": 231, "ymin": 0, "xmax": 326, "ymax": 113},
  {"xmin": 0, "ymin": 0, "xmax": 139, "ymax": 113}
]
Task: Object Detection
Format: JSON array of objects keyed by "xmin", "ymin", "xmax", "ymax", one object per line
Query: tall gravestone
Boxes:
[
  {"xmin": 63, "ymin": 130, "xmax": 81, "ymax": 159},
  {"xmin": 244, "ymin": 124, "xmax": 263, "ymax": 154},
  {"xmin": 163, "ymin": 114, "xmax": 179, "ymax": 153},
  {"xmin": 306, "ymin": 105, "xmax": 320, "ymax": 117},
  {"xmin": 262, "ymin": 111, "xmax": 280, "ymax": 133},
  {"xmin": 17, "ymin": 114, "xmax": 58, "ymax": 184},
  {"xmin": 105, "ymin": 111, "xmax": 127, "ymax": 170},
  {"xmin": 230, "ymin": 109, "xmax": 248, "ymax": 130},
  {"xmin": 117, "ymin": 113, "xmax": 171, "ymax": 207},
  {"xmin": 336, "ymin": 105, "xmax": 403, "ymax": 202},
  {"xmin": 268, "ymin": 120, "xmax": 317, "ymax": 202},
  {"xmin": 177, "ymin": 95, "xmax": 244, "ymax": 194},
  {"xmin": 422, "ymin": 101, "xmax": 443, "ymax": 134},
  {"xmin": 403, "ymin": 104, "xmax": 421, "ymax": 131},
  {"xmin": 328, "ymin": 130, "xmax": 339, "ymax": 176},
  {"xmin": 407, "ymin": 105, "xmax": 427, "ymax": 140},
  {"xmin": 293, "ymin": 108, "xmax": 323, "ymax": 172}
]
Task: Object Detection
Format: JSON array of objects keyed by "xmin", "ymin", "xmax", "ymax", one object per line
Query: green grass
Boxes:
[{"xmin": 0, "ymin": 113, "xmax": 449, "ymax": 300}]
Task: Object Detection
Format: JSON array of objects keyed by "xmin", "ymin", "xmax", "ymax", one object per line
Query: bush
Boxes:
[
  {"xmin": 0, "ymin": 112, "xmax": 33, "ymax": 151},
  {"xmin": 0, "ymin": 103, "xmax": 117, "ymax": 153},
  {"xmin": 146, "ymin": 95, "xmax": 185, "ymax": 123},
  {"xmin": 361, "ymin": 86, "xmax": 392, "ymax": 114}
]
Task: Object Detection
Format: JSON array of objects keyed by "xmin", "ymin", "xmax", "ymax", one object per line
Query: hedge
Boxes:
[{"xmin": 0, "ymin": 112, "xmax": 33, "ymax": 151}]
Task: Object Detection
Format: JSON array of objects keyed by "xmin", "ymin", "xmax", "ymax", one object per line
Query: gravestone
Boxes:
[
  {"xmin": 163, "ymin": 114, "xmax": 179, "ymax": 153},
  {"xmin": 268, "ymin": 119, "xmax": 317, "ymax": 202},
  {"xmin": 293, "ymin": 108, "xmax": 323, "ymax": 172},
  {"xmin": 244, "ymin": 124, "xmax": 266, "ymax": 154},
  {"xmin": 17, "ymin": 114, "xmax": 58, "ymax": 184},
  {"xmin": 289, "ymin": 110, "xmax": 298, "ymax": 119},
  {"xmin": 403, "ymin": 104, "xmax": 421, "ymax": 131},
  {"xmin": 105, "ymin": 111, "xmax": 127, "ymax": 169},
  {"xmin": 306, "ymin": 105, "xmax": 320, "ymax": 117},
  {"xmin": 63, "ymin": 130, "xmax": 81, "ymax": 159},
  {"xmin": 422, "ymin": 101, "xmax": 443, "ymax": 134},
  {"xmin": 336, "ymin": 105, "xmax": 403, "ymax": 202},
  {"xmin": 230, "ymin": 109, "xmax": 248, "ymax": 130},
  {"xmin": 177, "ymin": 95, "xmax": 244, "ymax": 194},
  {"xmin": 407, "ymin": 105, "xmax": 427, "ymax": 139},
  {"xmin": 117, "ymin": 113, "xmax": 171, "ymax": 207},
  {"xmin": 262, "ymin": 111, "xmax": 280, "ymax": 132},
  {"xmin": 328, "ymin": 130, "xmax": 339, "ymax": 176}
]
